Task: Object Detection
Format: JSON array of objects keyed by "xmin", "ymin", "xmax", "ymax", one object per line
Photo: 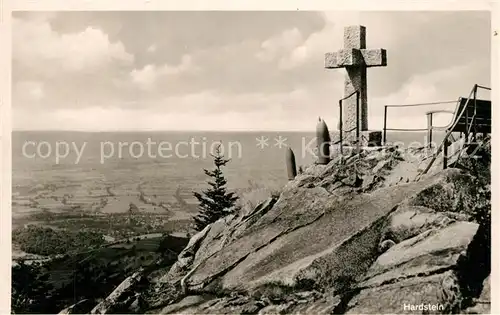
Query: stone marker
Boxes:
[
  {"xmin": 325, "ymin": 25, "xmax": 386, "ymax": 146},
  {"xmin": 286, "ymin": 147, "xmax": 297, "ymax": 180},
  {"xmin": 316, "ymin": 117, "xmax": 331, "ymax": 165}
]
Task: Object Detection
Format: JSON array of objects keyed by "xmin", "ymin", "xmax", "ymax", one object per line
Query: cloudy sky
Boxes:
[{"xmin": 12, "ymin": 11, "xmax": 491, "ymax": 131}]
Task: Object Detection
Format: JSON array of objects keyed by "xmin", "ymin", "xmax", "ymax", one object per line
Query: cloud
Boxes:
[
  {"xmin": 13, "ymin": 16, "xmax": 134, "ymax": 75},
  {"xmin": 14, "ymin": 81, "xmax": 45, "ymax": 104},
  {"xmin": 13, "ymin": 84, "xmax": 342, "ymax": 131},
  {"xmin": 147, "ymin": 44, "xmax": 157, "ymax": 53},
  {"xmin": 13, "ymin": 106, "xmax": 311, "ymax": 131},
  {"xmin": 130, "ymin": 55, "xmax": 198, "ymax": 90},
  {"xmin": 11, "ymin": 12, "xmax": 490, "ymax": 131},
  {"xmin": 271, "ymin": 12, "xmax": 363, "ymax": 70},
  {"xmin": 256, "ymin": 28, "xmax": 304, "ymax": 63}
]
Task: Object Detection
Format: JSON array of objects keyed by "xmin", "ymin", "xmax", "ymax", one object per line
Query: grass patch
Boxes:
[
  {"xmin": 236, "ymin": 180, "xmax": 282, "ymax": 215},
  {"xmin": 249, "ymin": 281, "xmax": 295, "ymax": 302}
]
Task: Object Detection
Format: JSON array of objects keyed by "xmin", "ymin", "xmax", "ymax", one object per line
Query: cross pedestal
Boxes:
[{"xmin": 325, "ymin": 25, "xmax": 387, "ymax": 146}]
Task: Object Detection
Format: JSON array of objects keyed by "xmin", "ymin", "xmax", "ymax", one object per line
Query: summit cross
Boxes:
[{"xmin": 325, "ymin": 25, "xmax": 387, "ymax": 144}]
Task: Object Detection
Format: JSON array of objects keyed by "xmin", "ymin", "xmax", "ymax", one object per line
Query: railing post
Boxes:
[
  {"xmin": 443, "ymin": 136, "xmax": 448, "ymax": 170},
  {"xmin": 383, "ymin": 105, "xmax": 388, "ymax": 145},
  {"xmin": 473, "ymin": 84, "xmax": 477, "ymax": 142},
  {"xmin": 339, "ymin": 99, "xmax": 343, "ymax": 156},
  {"xmin": 465, "ymin": 98, "xmax": 469, "ymax": 141},
  {"xmin": 356, "ymin": 91, "xmax": 360, "ymax": 154},
  {"xmin": 426, "ymin": 112, "xmax": 433, "ymax": 148}
]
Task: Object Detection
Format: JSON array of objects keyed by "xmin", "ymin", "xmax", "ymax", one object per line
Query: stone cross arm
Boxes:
[{"xmin": 325, "ymin": 48, "xmax": 387, "ymax": 68}]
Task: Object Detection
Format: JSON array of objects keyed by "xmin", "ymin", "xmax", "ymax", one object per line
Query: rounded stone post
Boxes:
[
  {"xmin": 285, "ymin": 147, "xmax": 297, "ymax": 180},
  {"xmin": 316, "ymin": 117, "xmax": 331, "ymax": 165}
]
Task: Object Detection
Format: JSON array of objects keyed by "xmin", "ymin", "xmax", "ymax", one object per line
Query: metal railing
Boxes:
[
  {"xmin": 382, "ymin": 100, "xmax": 458, "ymax": 145},
  {"xmin": 420, "ymin": 84, "xmax": 491, "ymax": 176},
  {"xmin": 425, "ymin": 109, "xmax": 455, "ymax": 145}
]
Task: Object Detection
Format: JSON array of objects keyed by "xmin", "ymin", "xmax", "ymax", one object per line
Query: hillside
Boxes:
[{"xmin": 12, "ymin": 234, "xmax": 189, "ymax": 314}]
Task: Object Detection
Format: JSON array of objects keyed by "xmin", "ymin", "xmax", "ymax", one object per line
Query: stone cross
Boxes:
[{"xmin": 325, "ymin": 25, "xmax": 387, "ymax": 143}]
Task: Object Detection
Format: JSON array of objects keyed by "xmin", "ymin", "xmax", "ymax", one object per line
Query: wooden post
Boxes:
[
  {"xmin": 427, "ymin": 112, "xmax": 433, "ymax": 148},
  {"xmin": 383, "ymin": 105, "xmax": 388, "ymax": 145}
]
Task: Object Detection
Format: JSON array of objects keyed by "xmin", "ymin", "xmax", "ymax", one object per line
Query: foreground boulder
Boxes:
[
  {"xmin": 347, "ymin": 222, "xmax": 478, "ymax": 314},
  {"xmin": 144, "ymin": 141, "xmax": 491, "ymax": 314},
  {"xmin": 163, "ymin": 168, "xmax": 479, "ymax": 298},
  {"xmin": 158, "ymin": 216, "xmax": 484, "ymax": 314}
]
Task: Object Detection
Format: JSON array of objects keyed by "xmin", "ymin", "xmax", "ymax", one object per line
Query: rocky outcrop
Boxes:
[
  {"xmin": 91, "ymin": 269, "xmax": 148, "ymax": 314},
  {"xmin": 164, "ymin": 224, "xmax": 212, "ymax": 285},
  {"xmin": 58, "ymin": 299, "xmax": 95, "ymax": 314},
  {"xmin": 165, "ymin": 168, "xmax": 477, "ymax": 297}
]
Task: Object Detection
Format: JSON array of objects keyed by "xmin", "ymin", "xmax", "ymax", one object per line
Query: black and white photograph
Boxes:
[{"xmin": 10, "ymin": 10, "xmax": 492, "ymax": 314}]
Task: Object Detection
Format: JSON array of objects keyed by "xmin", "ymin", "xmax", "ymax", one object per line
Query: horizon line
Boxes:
[
  {"xmin": 12, "ymin": 129, "xmax": 315, "ymax": 133},
  {"xmin": 11, "ymin": 129, "xmax": 432, "ymax": 133}
]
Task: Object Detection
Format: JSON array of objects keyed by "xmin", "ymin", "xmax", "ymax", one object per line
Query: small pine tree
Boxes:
[{"xmin": 193, "ymin": 144, "xmax": 239, "ymax": 231}]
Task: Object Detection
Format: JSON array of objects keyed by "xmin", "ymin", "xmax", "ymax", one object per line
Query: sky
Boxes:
[{"xmin": 12, "ymin": 11, "xmax": 491, "ymax": 131}]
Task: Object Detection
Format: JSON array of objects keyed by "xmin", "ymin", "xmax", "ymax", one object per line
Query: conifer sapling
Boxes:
[{"xmin": 193, "ymin": 144, "xmax": 239, "ymax": 231}]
